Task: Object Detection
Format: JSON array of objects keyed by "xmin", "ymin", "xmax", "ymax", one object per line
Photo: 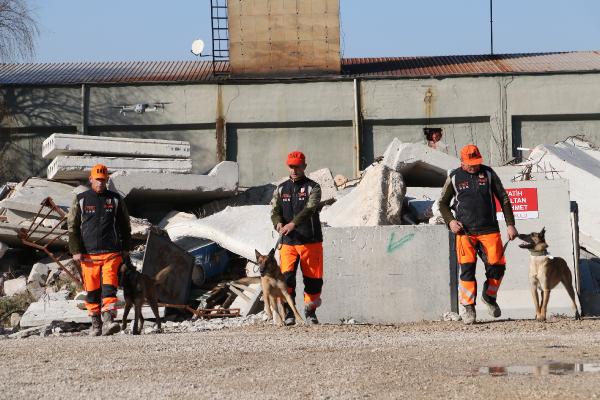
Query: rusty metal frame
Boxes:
[
  {"xmin": 158, "ymin": 303, "xmax": 240, "ymax": 319},
  {"xmin": 17, "ymin": 197, "xmax": 83, "ymax": 286}
]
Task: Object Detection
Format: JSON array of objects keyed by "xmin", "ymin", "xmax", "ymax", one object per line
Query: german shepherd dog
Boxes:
[
  {"xmin": 255, "ymin": 249, "xmax": 304, "ymax": 326},
  {"xmin": 119, "ymin": 257, "xmax": 171, "ymax": 334},
  {"xmin": 518, "ymin": 228, "xmax": 581, "ymax": 322}
]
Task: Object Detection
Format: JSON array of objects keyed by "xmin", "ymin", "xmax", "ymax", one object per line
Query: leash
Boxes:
[{"xmin": 274, "ymin": 234, "xmax": 283, "ymax": 250}]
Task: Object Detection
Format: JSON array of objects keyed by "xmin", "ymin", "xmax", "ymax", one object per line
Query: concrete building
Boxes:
[{"xmin": 2, "ymin": 52, "xmax": 600, "ymax": 186}]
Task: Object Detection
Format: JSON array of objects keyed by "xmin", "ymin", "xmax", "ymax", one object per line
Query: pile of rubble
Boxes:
[{"xmin": 21, "ymin": 132, "xmax": 600, "ymax": 335}]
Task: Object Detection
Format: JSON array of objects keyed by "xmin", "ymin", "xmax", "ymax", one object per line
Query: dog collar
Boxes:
[{"xmin": 529, "ymin": 250, "xmax": 548, "ymax": 256}]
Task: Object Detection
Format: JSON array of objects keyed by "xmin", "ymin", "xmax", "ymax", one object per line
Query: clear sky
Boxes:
[{"xmin": 26, "ymin": 0, "xmax": 600, "ymax": 63}]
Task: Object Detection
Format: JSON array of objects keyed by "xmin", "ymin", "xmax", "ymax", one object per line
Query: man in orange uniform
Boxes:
[
  {"xmin": 68, "ymin": 164, "xmax": 132, "ymax": 336},
  {"xmin": 271, "ymin": 151, "xmax": 323, "ymax": 325},
  {"xmin": 439, "ymin": 145, "xmax": 518, "ymax": 324}
]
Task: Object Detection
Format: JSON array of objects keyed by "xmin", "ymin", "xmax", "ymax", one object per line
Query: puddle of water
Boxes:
[{"xmin": 478, "ymin": 362, "xmax": 600, "ymax": 377}]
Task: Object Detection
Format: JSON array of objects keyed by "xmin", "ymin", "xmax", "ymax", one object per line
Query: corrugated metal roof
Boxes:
[
  {"xmin": 1, "ymin": 51, "xmax": 600, "ymax": 85},
  {"xmin": 0, "ymin": 60, "xmax": 229, "ymax": 85},
  {"xmin": 341, "ymin": 51, "xmax": 600, "ymax": 77}
]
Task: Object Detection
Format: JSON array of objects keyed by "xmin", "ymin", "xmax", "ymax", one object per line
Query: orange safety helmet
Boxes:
[
  {"xmin": 90, "ymin": 163, "xmax": 109, "ymax": 180},
  {"xmin": 460, "ymin": 145, "xmax": 483, "ymax": 166}
]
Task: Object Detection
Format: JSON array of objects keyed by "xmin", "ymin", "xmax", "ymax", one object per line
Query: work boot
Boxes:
[
  {"xmin": 283, "ymin": 303, "xmax": 296, "ymax": 326},
  {"xmin": 461, "ymin": 305, "xmax": 476, "ymax": 325},
  {"xmin": 304, "ymin": 305, "xmax": 319, "ymax": 325},
  {"xmin": 482, "ymin": 296, "xmax": 501, "ymax": 318},
  {"xmin": 89, "ymin": 314, "xmax": 102, "ymax": 336},
  {"xmin": 101, "ymin": 312, "xmax": 121, "ymax": 336}
]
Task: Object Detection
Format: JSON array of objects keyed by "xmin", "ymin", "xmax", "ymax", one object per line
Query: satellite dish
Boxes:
[{"xmin": 191, "ymin": 39, "xmax": 205, "ymax": 56}]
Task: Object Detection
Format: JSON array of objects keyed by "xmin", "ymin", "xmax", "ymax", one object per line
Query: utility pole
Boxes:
[{"xmin": 490, "ymin": 0, "xmax": 494, "ymax": 55}]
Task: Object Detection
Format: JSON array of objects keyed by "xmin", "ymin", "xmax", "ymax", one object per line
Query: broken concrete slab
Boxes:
[
  {"xmin": 321, "ymin": 163, "xmax": 405, "ymax": 227},
  {"xmin": 527, "ymin": 140, "xmax": 600, "ymax": 255},
  {"xmin": 108, "ymin": 161, "xmax": 238, "ymax": 205},
  {"xmin": 229, "ymin": 282, "xmax": 262, "ymax": 317},
  {"xmin": 47, "ymin": 156, "xmax": 193, "ymax": 180},
  {"xmin": 19, "ymin": 300, "xmax": 165, "ymax": 328},
  {"xmin": 0, "ymin": 221, "xmax": 68, "ymax": 248},
  {"xmin": 308, "ymin": 168, "xmax": 338, "ymax": 203},
  {"xmin": 2, "ymin": 177, "xmax": 76, "ymax": 210},
  {"xmin": 27, "ymin": 262, "xmax": 49, "ymax": 286},
  {"xmin": 157, "ymin": 211, "xmax": 197, "ymax": 231},
  {"xmin": 3, "ymin": 276, "xmax": 27, "ymax": 296},
  {"xmin": 42, "ymin": 133, "xmax": 191, "ymax": 160},
  {"xmin": 167, "ymin": 205, "xmax": 276, "ymax": 262},
  {"xmin": 382, "ymin": 138, "xmax": 460, "ymax": 186}
]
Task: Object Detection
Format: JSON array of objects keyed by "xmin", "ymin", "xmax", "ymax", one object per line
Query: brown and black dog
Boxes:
[
  {"xmin": 119, "ymin": 257, "xmax": 171, "ymax": 334},
  {"xmin": 518, "ymin": 228, "xmax": 581, "ymax": 322},
  {"xmin": 255, "ymin": 249, "xmax": 304, "ymax": 326}
]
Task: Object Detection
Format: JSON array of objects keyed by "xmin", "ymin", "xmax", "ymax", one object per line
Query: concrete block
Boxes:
[
  {"xmin": 20, "ymin": 300, "xmax": 165, "ymax": 328},
  {"xmin": 3, "ymin": 276, "xmax": 27, "ymax": 296},
  {"xmin": 47, "ymin": 156, "xmax": 193, "ymax": 180},
  {"xmin": 295, "ymin": 226, "xmax": 453, "ymax": 324},
  {"xmin": 42, "ymin": 133, "xmax": 191, "ymax": 159},
  {"xmin": 108, "ymin": 161, "xmax": 238, "ymax": 204},
  {"xmin": 308, "ymin": 168, "xmax": 338, "ymax": 203},
  {"xmin": 321, "ymin": 163, "xmax": 405, "ymax": 227},
  {"xmin": 27, "ymin": 262, "xmax": 49, "ymax": 286},
  {"xmin": 382, "ymin": 139, "xmax": 460, "ymax": 186}
]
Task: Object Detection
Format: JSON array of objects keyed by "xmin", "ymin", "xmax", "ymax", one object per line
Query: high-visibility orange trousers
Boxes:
[
  {"xmin": 80, "ymin": 252, "xmax": 122, "ymax": 316},
  {"xmin": 456, "ymin": 232, "xmax": 506, "ymax": 306},
  {"xmin": 279, "ymin": 243, "xmax": 323, "ymax": 309}
]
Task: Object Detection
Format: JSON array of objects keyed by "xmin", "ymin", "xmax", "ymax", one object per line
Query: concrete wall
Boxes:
[
  {"xmin": 3, "ymin": 72, "xmax": 600, "ymax": 185},
  {"xmin": 294, "ymin": 225, "xmax": 454, "ymax": 324}
]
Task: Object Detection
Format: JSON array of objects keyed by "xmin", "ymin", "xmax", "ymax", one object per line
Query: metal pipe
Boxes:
[
  {"xmin": 490, "ymin": 0, "xmax": 494, "ymax": 55},
  {"xmin": 352, "ymin": 78, "xmax": 362, "ymax": 178}
]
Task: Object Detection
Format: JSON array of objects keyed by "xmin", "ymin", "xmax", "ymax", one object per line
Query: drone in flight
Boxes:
[{"xmin": 112, "ymin": 102, "xmax": 169, "ymax": 116}]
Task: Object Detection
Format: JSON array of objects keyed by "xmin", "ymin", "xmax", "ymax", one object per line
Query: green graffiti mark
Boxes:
[{"xmin": 387, "ymin": 232, "xmax": 415, "ymax": 254}]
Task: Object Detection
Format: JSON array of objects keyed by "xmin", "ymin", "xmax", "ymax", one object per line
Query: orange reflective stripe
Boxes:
[
  {"xmin": 459, "ymin": 280, "xmax": 477, "ymax": 305},
  {"xmin": 485, "ymin": 278, "xmax": 503, "ymax": 297},
  {"xmin": 102, "ymin": 297, "xmax": 118, "ymax": 312}
]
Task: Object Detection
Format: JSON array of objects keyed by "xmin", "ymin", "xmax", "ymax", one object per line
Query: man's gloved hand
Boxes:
[
  {"xmin": 449, "ymin": 220, "xmax": 464, "ymax": 235},
  {"xmin": 72, "ymin": 253, "xmax": 82, "ymax": 262}
]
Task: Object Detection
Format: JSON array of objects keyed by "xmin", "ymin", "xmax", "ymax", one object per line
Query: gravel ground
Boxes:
[{"xmin": 2, "ymin": 316, "xmax": 600, "ymax": 399}]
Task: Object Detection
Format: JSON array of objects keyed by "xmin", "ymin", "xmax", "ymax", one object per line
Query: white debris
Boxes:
[
  {"xmin": 321, "ymin": 163, "xmax": 405, "ymax": 227},
  {"xmin": 3, "ymin": 276, "xmax": 27, "ymax": 296},
  {"xmin": 27, "ymin": 262, "xmax": 49, "ymax": 286},
  {"xmin": 167, "ymin": 205, "xmax": 276, "ymax": 261},
  {"xmin": 157, "ymin": 211, "xmax": 197, "ymax": 231}
]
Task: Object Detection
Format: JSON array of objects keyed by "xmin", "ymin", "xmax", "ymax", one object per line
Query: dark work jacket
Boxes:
[
  {"xmin": 438, "ymin": 165, "xmax": 515, "ymax": 235},
  {"xmin": 271, "ymin": 176, "xmax": 323, "ymax": 245},
  {"xmin": 68, "ymin": 189, "xmax": 132, "ymax": 254}
]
